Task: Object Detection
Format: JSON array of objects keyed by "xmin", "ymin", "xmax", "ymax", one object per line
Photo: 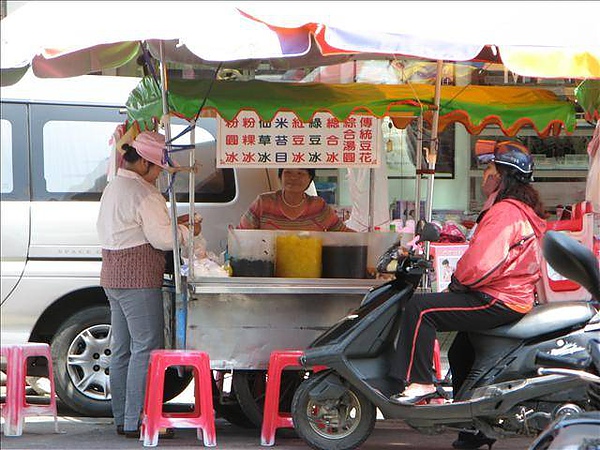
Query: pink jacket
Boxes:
[{"xmin": 454, "ymin": 199, "xmax": 546, "ymax": 313}]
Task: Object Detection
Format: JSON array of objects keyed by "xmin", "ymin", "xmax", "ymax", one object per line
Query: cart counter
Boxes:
[{"xmin": 185, "ymin": 277, "xmax": 385, "ymax": 369}]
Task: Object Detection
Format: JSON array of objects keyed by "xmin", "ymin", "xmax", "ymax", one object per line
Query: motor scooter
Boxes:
[
  {"xmin": 528, "ymin": 338, "xmax": 600, "ymax": 449},
  {"xmin": 290, "ymin": 227, "xmax": 600, "ymax": 450}
]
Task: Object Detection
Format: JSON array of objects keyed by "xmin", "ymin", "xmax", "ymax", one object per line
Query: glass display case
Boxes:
[{"xmin": 468, "ymin": 121, "xmax": 594, "ymax": 215}]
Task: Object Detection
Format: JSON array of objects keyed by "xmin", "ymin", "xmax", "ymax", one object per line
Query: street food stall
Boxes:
[
  {"xmin": 2, "ymin": 0, "xmax": 598, "ymax": 427},
  {"xmin": 121, "ymin": 76, "xmax": 584, "ymax": 425}
]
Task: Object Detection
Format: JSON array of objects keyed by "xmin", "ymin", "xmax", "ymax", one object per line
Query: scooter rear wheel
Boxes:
[{"xmin": 291, "ymin": 371, "xmax": 376, "ymax": 450}]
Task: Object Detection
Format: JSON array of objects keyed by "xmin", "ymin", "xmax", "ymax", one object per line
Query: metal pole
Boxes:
[
  {"xmin": 414, "ymin": 115, "xmax": 423, "ymax": 223},
  {"xmin": 423, "ymin": 60, "xmax": 443, "ymax": 292},
  {"xmin": 187, "ymin": 122, "xmax": 196, "ymax": 281},
  {"xmin": 368, "ymin": 167, "xmax": 375, "ymax": 231},
  {"xmin": 425, "ymin": 59, "xmax": 443, "ymax": 224},
  {"xmin": 159, "ymin": 42, "xmax": 186, "ymax": 349}
]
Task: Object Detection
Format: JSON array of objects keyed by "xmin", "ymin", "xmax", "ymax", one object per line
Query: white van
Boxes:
[{"xmin": 0, "ymin": 72, "xmax": 276, "ymax": 415}]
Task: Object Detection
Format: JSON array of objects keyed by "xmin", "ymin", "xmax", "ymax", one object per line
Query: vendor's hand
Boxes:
[
  {"xmin": 192, "ymin": 220, "xmax": 201, "ymax": 236},
  {"xmin": 166, "ymin": 161, "xmax": 202, "ymax": 175},
  {"xmin": 177, "ymin": 214, "xmax": 190, "ymax": 225},
  {"xmin": 177, "ymin": 213, "xmax": 202, "ymax": 236}
]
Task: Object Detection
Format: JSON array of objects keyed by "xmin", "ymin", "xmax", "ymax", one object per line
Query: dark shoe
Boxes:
[
  {"xmin": 389, "ymin": 390, "xmax": 438, "ymax": 406},
  {"xmin": 124, "ymin": 428, "xmax": 140, "ymax": 439},
  {"xmin": 116, "ymin": 425, "xmax": 125, "ymax": 436},
  {"xmin": 452, "ymin": 430, "xmax": 496, "ymax": 449}
]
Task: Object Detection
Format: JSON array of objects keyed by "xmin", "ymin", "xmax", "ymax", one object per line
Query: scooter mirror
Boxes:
[
  {"xmin": 417, "ymin": 222, "xmax": 440, "ymax": 243},
  {"xmin": 542, "ymin": 231, "xmax": 600, "ymax": 300}
]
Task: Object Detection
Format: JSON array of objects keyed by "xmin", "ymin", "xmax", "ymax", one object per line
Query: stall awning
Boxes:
[
  {"xmin": 126, "ymin": 77, "xmax": 577, "ymax": 137},
  {"xmin": 575, "ymin": 79, "xmax": 600, "ymax": 122}
]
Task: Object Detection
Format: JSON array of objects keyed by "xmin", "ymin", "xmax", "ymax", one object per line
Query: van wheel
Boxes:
[
  {"xmin": 51, "ymin": 305, "xmax": 192, "ymax": 417},
  {"xmin": 52, "ymin": 306, "xmax": 112, "ymax": 416}
]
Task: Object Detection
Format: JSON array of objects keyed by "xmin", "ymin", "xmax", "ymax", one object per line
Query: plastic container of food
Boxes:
[
  {"xmin": 275, "ymin": 232, "xmax": 322, "ymax": 278},
  {"xmin": 228, "ymin": 229, "xmax": 276, "ymax": 277},
  {"xmin": 321, "ymin": 232, "xmax": 368, "ymax": 278}
]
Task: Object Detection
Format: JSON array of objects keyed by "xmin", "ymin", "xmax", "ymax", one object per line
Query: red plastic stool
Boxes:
[
  {"xmin": 260, "ymin": 350, "xmax": 326, "ymax": 446},
  {"xmin": 1, "ymin": 343, "xmax": 59, "ymax": 436},
  {"xmin": 140, "ymin": 350, "xmax": 216, "ymax": 447}
]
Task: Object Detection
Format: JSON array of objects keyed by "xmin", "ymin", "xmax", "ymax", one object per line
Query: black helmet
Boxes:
[{"xmin": 493, "ymin": 141, "xmax": 534, "ymax": 183}]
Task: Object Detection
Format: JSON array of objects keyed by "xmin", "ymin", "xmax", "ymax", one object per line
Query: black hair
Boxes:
[
  {"xmin": 495, "ymin": 164, "xmax": 545, "ymax": 218},
  {"xmin": 121, "ymin": 143, "xmax": 142, "ymax": 163},
  {"xmin": 277, "ymin": 168, "xmax": 316, "ymax": 180}
]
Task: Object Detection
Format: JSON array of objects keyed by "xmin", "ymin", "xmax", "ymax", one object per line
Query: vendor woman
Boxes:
[{"xmin": 238, "ymin": 168, "xmax": 351, "ymax": 231}]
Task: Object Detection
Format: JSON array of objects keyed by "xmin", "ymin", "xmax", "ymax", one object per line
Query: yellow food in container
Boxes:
[{"xmin": 276, "ymin": 233, "xmax": 322, "ymax": 278}]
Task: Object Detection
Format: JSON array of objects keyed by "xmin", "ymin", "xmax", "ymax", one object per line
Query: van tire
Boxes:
[
  {"xmin": 51, "ymin": 306, "xmax": 113, "ymax": 416},
  {"xmin": 51, "ymin": 305, "xmax": 193, "ymax": 417}
]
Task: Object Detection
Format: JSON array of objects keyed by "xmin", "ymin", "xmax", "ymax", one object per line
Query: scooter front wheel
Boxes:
[{"xmin": 291, "ymin": 371, "xmax": 376, "ymax": 450}]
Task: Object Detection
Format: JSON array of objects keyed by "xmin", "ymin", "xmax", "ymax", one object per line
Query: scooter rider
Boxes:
[{"xmin": 388, "ymin": 142, "xmax": 546, "ymax": 417}]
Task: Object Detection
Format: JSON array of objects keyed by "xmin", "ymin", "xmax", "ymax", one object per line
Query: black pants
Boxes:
[{"xmin": 389, "ymin": 291, "xmax": 524, "ymax": 384}]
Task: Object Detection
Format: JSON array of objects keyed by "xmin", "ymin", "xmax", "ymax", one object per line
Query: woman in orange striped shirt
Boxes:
[{"xmin": 238, "ymin": 168, "xmax": 351, "ymax": 232}]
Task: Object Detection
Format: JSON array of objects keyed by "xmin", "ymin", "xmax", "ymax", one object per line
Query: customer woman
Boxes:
[
  {"xmin": 97, "ymin": 131, "xmax": 200, "ymax": 437},
  {"xmin": 238, "ymin": 168, "xmax": 351, "ymax": 231},
  {"xmin": 388, "ymin": 142, "xmax": 545, "ymax": 422}
]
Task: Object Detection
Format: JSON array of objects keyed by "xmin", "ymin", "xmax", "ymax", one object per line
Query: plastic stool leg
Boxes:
[
  {"xmin": 4, "ymin": 346, "xmax": 26, "ymax": 437},
  {"xmin": 433, "ymin": 339, "xmax": 443, "ymax": 381},
  {"xmin": 261, "ymin": 351, "xmax": 303, "ymax": 446},
  {"xmin": 142, "ymin": 354, "xmax": 166, "ymax": 447},
  {"xmin": 197, "ymin": 355, "xmax": 216, "ymax": 447}
]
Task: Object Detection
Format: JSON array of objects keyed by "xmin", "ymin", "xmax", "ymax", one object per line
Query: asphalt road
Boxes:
[{"xmin": 1, "ymin": 403, "xmax": 536, "ymax": 450}]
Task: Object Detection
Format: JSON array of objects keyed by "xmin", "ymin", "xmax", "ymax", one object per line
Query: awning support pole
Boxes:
[
  {"xmin": 159, "ymin": 42, "xmax": 187, "ymax": 350},
  {"xmin": 425, "ymin": 59, "xmax": 443, "ymax": 224},
  {"xmin": 423, "ymin": 59, "xmax": 443, "ymax": 292},
  {"xmin": 414, "ymin": 114, "xmax": 423, "ymax": 223}
]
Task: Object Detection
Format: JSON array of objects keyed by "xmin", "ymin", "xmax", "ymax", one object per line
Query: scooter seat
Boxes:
[{"xmin": 478, "ymin": 301, "xmax": 596, "ymax": 340}]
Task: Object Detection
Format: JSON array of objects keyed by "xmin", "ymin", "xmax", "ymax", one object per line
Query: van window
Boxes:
[
  {"xmin": 30, "ymin": 104, "xmax": 125, "ymax": 201},
  {"xmin": 42, "ymin": 120, "xmax": 117, "ymax": 194},
  {"xmin": 160, "ymin": 119, "xmax": 236, "ymax": 203},
  {"xmin": 0, "ymin": 103, "xmax": 29, "ymax": 201},
  {"xmin": 1, "ymin": 119, "xmax": 13, "ymax": 194}
]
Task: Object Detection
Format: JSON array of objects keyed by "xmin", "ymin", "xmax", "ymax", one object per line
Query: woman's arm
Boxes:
[
  {"xmin": 453, "ymin": 202, "xmax": 519, "ymax": 289},
  {"xmin": 137, "ymin": 193, "xmax": 188, "ymax": 250},
  {"xmin": 238, "ymin": 196, "xmax": 261, "ymax": 229}
]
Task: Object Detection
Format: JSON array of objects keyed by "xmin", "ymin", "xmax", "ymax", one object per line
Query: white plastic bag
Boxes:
[{"xmin": 181, "ymin": 235, "xmax": 229, "ymax": 277}]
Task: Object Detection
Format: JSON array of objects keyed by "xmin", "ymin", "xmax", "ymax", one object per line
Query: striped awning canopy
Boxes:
[{"xmin": 126, "ymin": 77, "xmax": 577, "ymax": 137}]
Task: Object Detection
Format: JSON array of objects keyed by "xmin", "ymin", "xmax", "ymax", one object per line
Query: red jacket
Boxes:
[{"xmin": 454, "ymin": 199, "xmax": 546, "ymax": 313}]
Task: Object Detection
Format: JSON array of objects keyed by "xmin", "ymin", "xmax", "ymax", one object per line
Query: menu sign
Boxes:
[{"xmin": 217, "ymin": 111, "xmax": 381, "ymax": 168}]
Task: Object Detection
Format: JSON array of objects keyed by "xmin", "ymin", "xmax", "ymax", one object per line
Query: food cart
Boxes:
[
  {"xmin": 2, "ymin": 0, "xmax": 596, "ymax": 425},
  {"xmin": 123, "ymin": 76, "xmax": 580, "ymax": 425}
]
